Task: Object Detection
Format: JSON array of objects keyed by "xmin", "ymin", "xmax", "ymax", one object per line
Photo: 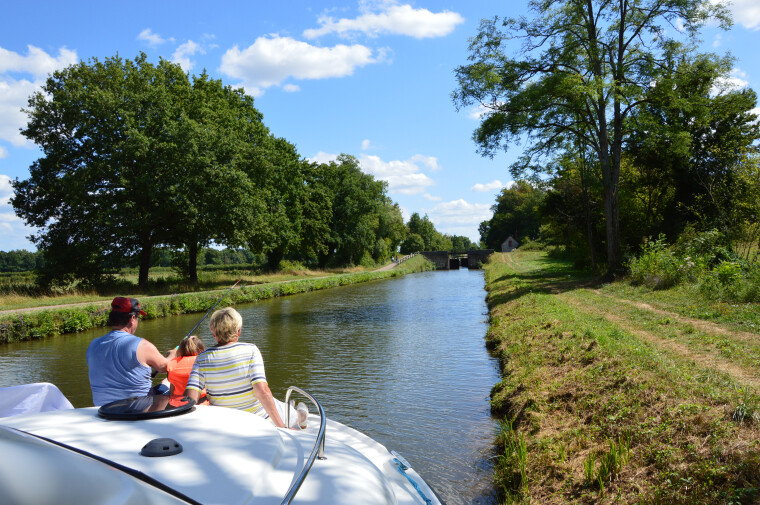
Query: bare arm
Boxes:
[
  {"xmin": 136, "ymin": 339, "xmax": 176, "ymax": 373},
  {"xmin": 186, "ymin": 388, "xmax": 200, "ymax": 403},
  {"xmin": 253, "ymin": 381, "xmax": 285, "ymax": 428}
]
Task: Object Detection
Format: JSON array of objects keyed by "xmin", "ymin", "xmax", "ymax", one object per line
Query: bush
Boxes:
[
  {"xmin": 518, "ymin": 237, "xmax": 545, "ymax": 251},
  {"xmin": 628, "ymin": 235, "xmax": 685, "ymax": 289}
]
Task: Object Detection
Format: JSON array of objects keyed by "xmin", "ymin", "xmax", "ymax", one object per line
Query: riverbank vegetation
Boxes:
[
  {"xmin": 484, "ymin": 251, "xmax": 760, "ymax": 504},
  {"xmin": 0, "ymin": 254, "xmax": 433, "ymax": 344}
]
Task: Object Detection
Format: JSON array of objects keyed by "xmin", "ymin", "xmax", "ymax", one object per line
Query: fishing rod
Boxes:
[{"xmin": 181, "ymin": 279, "xmax": 241, "ymax": 343}]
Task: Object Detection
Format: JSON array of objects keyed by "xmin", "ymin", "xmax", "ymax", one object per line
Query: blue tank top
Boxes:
[{"xmin": 86, "ymin": 330, "xmax": 151, "ymax": 406}]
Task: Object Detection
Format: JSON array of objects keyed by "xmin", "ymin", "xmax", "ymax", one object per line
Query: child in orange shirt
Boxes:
[{"xmin": 167, "ymin": 336, "xmax": 206, "ymax": 398}]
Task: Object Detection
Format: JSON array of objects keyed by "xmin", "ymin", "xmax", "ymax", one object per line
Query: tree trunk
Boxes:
[
  {"xmin": 267, "ymin": 247, "xmax": 284, "ymax": 272},
  {"xmin": 603, "ymin": 181, "xmax": 622, "ymax": 275},
  {"xmin": 188, "ymin": 241, "xmax": 198, "ymax": 285},
  {"xmin": 138, "ymin": 239, "xmax": 153, "ymax": 289},
  {"xmin": 584, "ymin": 194, "xmax": 597, "ymax": 271}
]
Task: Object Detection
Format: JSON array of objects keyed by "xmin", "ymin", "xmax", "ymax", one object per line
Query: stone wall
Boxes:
[
  {"xmin": 466, "ymin": 249, "xmax": 494, "ymax": 269},
  {"xmin": 420, "ymin": 251, "xmax": 450, "ymax": 270}
]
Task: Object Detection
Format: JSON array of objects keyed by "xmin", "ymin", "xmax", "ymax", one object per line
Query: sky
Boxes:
[{"xmin": 1, "ymin": 0, "xmax": 759, "ymax": 252}]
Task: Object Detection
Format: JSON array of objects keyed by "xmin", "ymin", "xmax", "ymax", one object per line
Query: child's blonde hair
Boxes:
[{"xmin": 178, "ymin": 335, "xmax": 206, "ymax": 357}]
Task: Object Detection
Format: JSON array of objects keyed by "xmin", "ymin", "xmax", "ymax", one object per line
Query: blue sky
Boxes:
[{"xmin": 1, "ymin": 0, "xmax": 758, "ymax": 251}]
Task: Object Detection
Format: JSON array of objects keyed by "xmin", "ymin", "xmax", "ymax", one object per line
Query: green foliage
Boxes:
[
  {"xmin": 0, "ymin": 250, "xmax": 43, "ymax": 272},
  {"xmin": 628, "ymin": 235, "xmax": 686, "ymax": 289},
  {"xmin": 406, "ymin": 212, "xmax": 450, "ymax": 251},
  {"xmin": 480, "ymin": 181, "xmax": 545, "ymax": 250},
  {"xmin": 495, "ymin": 419, "xmax": 528, "ymax": 499},
  {"xmin": 400, "ymin": 233, "xmax": 425, "ymax": 255},
  {"xmin": 454, "ymin": 0, "xmax": 734, "ymax": 273}
]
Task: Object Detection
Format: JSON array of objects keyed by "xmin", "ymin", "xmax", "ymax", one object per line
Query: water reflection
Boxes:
[{"xmin": 0, "ymin": 268, "xmax": 499, "ymax": 505}]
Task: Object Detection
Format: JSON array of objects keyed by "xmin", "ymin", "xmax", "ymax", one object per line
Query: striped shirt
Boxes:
[{"xmin": 185, "ymin": 342, "xmax": 269, "ymax": 417}]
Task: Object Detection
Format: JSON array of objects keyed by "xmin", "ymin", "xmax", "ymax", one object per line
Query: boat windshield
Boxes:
[{"xmin": 98, "ymin": 395, "xmax": 195, "ymax": 421}]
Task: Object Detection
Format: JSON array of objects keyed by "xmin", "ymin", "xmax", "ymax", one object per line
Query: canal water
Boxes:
[{"xmin": 0, "ymin": 268, "xmax": 500, "ymax": 505}]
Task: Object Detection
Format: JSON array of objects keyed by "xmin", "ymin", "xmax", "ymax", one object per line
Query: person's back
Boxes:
[
  {"xmin": 86, "ymin": 297, "xmax": 174, "ymax": 406},
  {"xmin": 187, "ymin": 342, "xmax": 267, "ymax": 415},
  {"xmin": 87, "ymin": 329, "xmax": 150, "ymax": 406},
  {"xmin": 166, "ymin": 335, "xmax": 206, "ymax": 397}
]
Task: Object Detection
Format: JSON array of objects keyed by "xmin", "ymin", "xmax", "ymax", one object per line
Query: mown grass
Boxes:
[
  {"xmin": 484, "ymin": 250, "xmax": 760, "ymax": 504},
  {"xmin": 0, "ymin": 256, "xmax": 433, "ymax": 344}
]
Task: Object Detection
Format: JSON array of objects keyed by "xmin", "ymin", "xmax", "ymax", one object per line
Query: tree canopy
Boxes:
[{"xmin": 454, "ymin": 0, "xmax": 732, "ymax": 274}]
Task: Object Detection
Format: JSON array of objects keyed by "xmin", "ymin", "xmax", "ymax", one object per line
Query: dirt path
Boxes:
[
  {"xmin": 560, "ymin": 291, "xmax": 760, "ymax": 390},
  {"xmin": 591, "ymin": 289, "xmax": 760, "ymax": 345}
]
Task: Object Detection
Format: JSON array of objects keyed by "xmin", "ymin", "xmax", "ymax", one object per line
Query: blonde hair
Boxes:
[
  {"xmin": 209, "ymin": 307, "xmax": 243, "ymax": 345},
  {"xmin": 178, "ymin": 335, "xmax": 206, "ymax": 357}
]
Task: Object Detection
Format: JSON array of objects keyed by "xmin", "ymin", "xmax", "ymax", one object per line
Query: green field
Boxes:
[
  {"xmin": 0, "ymin": 264, "xmax": 375, "ymax": 312},
  {"xmin": 484, "ymin": 251, "xmax": 760, "ymax": 504}
]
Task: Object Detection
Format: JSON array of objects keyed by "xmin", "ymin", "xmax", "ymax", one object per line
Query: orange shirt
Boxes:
[{"xmin": 166, "ymin": 355, "xmax": 200, "ymax": 396}]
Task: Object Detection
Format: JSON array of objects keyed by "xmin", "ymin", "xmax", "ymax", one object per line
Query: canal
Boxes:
[{"xmin": 0, "ymin": 268, "xmax": 500, "ymax": 505}]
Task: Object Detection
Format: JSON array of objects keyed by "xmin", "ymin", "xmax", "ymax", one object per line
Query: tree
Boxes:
[
  {"xmin": 317, "ymin": 155, "xmax": 388, "ymax": 267},
  {"xmin": 400, "ymin": 233, "xmax": 425, "ymax": 255},
  {"xmin": 454, "ymin": 0, "xmax": 730, "ymax": 274},
  {"xmin": 169, "ymin": 72, "xmax": 266, "ymax": 282},
  {"xmin": 13, "ymin": 53, "xmax": 196, "ymax": 287},
  {"xmin": 480, "ymin": 181, "xmax": 544, "ymax": 250},
  {"xmin": 446, "ymin": 235, "xmax": 477, "ymax": 251}
]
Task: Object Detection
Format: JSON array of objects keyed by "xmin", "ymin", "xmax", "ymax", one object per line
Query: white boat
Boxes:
[{"xmin": 0, "ymin": 383, "xmax": 444, "ymax": 505}]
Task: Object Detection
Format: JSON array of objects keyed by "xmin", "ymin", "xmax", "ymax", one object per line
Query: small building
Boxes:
[{"xmin": 501, "ymin": 236, "xmax": 519, "ymax": 252}]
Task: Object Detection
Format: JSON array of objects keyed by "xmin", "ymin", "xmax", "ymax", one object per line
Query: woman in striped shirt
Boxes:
[{"xmin": 184, "ymin": 307, "xmax": 287, "ymax": 428}]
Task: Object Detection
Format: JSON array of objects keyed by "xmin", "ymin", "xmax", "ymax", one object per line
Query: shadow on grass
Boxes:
[{"xmin": 487, "ymin": 259, "xmax": 604, "ymax": 308}]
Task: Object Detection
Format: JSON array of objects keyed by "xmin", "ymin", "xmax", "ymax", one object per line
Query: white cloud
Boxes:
[
  {"xmin": 220, "ymin": 35, "xmax": 378, "ymax": 96},
  {"xmin": 0, "ymin": 173, "xmax": 36, "ymax": 250},
  {"xmin": 719, "ymin": 0, "xmax": 760, "ymax": 30},
  {"xmin": 750, "ymin": 107, "xmax": 760, "ymax": 124},
  {"xmin": 712, "ymin": 67, "xmax": 750, "ymax": 95},
  {"xmin": 471, "ymin": 180, "xmax": 508, "ymax": 192},
  {"xmin": 0, "ymin": 174, "xmax": 12, "ymax": 198},
  {"xmin": 308, "ymin": 151, "xmax": 339, "ymax": 164},
  {"xmin": 306, "ymin": 151, "xmax": 438, "ymax": 195},
  {"xmin": 361, "ymin": 139, "xmax": 372, "ymax": 150},
  {"xmin": 173, "ymin": 40, "xmax": 204, "ymax": 71},
  {"xmin": 0, "ymin": 45, "xmax": 77, "ymax": 75},
  {"xmin": 359, "ymin": 154, "xmax": 435, "ymax": 195},
  {"xmin": 0, "ymin": 145, "xmax": 7, "ymax": 158},
  {"xmin": 712, "ymin": 33, "xmax": 723, "ymax": 48},
  {"xmin": 0, "ymin": 46, "xmax": 78, "ymax": 147},
  {"xmin": 410, "ymin": 154, "xmax": 440, "ymax": 172},
  {"xmin": 283, "ymin": 83, "xmax": 300, "ymax": 92},
  {"xmin": 303, "ymin": 2, "xmax": 464, "ymax": 39},
  {"xmin": 137, "ymin": 28, "xmax": 172, "ymax": 46},
  {"xmin": 424, "ymin": 199, "xmax": 492, "ymax": 240},
  {"xmin": 422, "ymin": 193, "xmax": 441, "ymax": 201}
]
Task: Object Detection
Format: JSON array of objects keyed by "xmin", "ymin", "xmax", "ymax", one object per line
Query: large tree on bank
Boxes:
[
  {"xmin": 12, "ymin": 54, "xmax": 266, "ymax": 287},
  {"xmin": 453, "ymin": 0, "xmax": 730, "ymax": 275},
  {"xmin": 13, "ymin": 54, "xmax": 192, "ymax": 287}
]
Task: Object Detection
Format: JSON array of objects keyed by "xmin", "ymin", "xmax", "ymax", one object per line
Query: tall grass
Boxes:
[{"xmin": 627, "ymin": 231, "xmax": 760, "ymax": 302}]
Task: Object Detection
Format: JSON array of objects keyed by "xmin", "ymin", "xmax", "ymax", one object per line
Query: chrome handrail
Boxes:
[{"xmin": 279, "ymin": 386, "xmax": 327, "ymax": 505}]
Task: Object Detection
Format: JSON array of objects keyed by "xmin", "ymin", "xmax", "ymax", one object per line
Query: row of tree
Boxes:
[
  {"xmin": 11, "ymin": 53, "xmax": 474, "ymax": 286},
  {"xmin": 456, "ymin": 0, "xmax": 759, "ymax": 272}
]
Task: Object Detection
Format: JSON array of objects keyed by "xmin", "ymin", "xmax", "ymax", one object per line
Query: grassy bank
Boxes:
[
  {"xmin": 483, "ymin": 251, "xmax": 760, "ymax": 504},
  {"xmin": 0, "ymin": 256, "xmax": 433, "ymax": 344},
  {"xmin": 0, "ymin": 264, "xmax": 378, "ymax": 311}
]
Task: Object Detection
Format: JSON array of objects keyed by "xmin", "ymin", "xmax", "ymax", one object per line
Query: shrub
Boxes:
[{"xmin": 628, "ymin": 235, "xmax": 685, "ymax": 289}]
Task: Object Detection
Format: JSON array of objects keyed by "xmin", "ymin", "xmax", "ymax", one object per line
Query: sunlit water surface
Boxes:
[{"xmin": 0, "ymin": 268, "xmax": 500, "ymax": 504}]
